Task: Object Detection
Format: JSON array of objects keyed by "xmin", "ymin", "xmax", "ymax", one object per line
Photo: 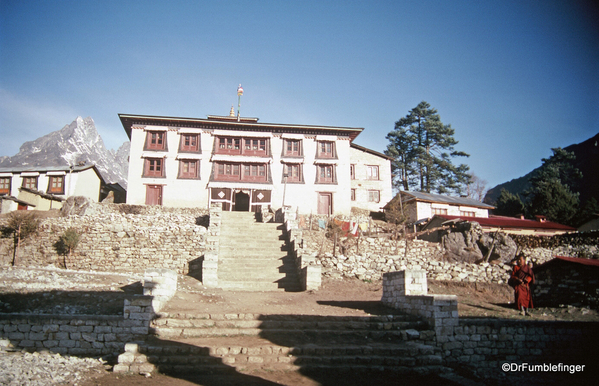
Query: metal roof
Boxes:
[
  {"xmin": 0, "ymin": 164, "xmax": 96, "ymax": 173},
  {"xmin": 400, "ymin": 191, "xmax": 495, "ymax": 209},
  {"xmin": 436, "ymin": 214, "xmax": 576, "ymax": 231}
]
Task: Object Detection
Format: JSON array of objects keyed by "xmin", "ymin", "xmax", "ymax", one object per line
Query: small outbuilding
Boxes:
[{"xmin": 533, "ymin": 256, "xmax": 599, "ymax": 310}]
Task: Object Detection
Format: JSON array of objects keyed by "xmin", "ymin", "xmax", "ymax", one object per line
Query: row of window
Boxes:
[
  {"xmin": 431, "ymin": 207, "xmax": 476, "ymax": 217},
  {"xmin": 350, "ymin": 164, "xmax": 379, "ymax": 180},
  {"xmin": 0, "ymin": 176, "xmax": 65, "ymax": 195},
  {"xmin": 143, "ymin": 131, "xmax": 337, "ymax": 158},
  {"xmin": 142, "ymin": 158, "xmax": 338, "ymax": 184},
  {"xmin": 350, "ymin": 188, "xmax": 381, "ymax": 203}
]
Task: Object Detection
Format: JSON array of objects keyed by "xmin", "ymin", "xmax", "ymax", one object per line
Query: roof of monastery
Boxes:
[{"xmin": 119, "ymin": 113, "xmax": 364, "ymax": 142}]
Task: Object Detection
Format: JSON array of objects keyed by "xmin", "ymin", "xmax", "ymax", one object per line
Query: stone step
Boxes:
[
  {"xmin": 216, "ymin": 281, "xmax": 302, "ymax": 292},
  {"xmin": 139, "ymin": 337, "xmax": 442, "ymax": 374},
  {"xmin": 151, "ymin": 315, "xmax": 429, "ymax": 340}
]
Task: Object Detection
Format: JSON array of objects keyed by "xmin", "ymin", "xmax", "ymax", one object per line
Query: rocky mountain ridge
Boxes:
[{"xmin": 0, "ymin": 116, "xmax": 129, "ymax": 188}]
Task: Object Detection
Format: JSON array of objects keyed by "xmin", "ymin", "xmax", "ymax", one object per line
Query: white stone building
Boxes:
[
  {"xmin": 120, "ymin": 113, "xmax": 392, "ymax": 215},
  {"xmin": 384, "ymin": 191, "xmax": 495, "ymax": 224},
  {"xmin": 0, "ymin": 164, "xmax": 106, "ymax": 213}
]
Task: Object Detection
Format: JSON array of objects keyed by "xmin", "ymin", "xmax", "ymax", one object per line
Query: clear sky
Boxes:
[{"xmin": 1, "ymin": 0, "xmax": 597, "ymax": 190}]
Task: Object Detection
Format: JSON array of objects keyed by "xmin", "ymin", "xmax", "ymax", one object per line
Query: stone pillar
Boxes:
[
  {"xmin": 203, "ymin": 203, "xmax": 222, "ymax": 288},
  {"xmin": 143, "ymin": 268, "xmax": 177, "ymax": 313}
]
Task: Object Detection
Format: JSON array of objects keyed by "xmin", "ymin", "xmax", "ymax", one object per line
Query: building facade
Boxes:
[{"xmin": 120, "ymin": 113, "xmax": 392, "ymax": 215}]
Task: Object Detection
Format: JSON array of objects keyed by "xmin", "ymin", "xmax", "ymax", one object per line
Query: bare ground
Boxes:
[{"xmin": 1, "ymin": 266, "xmax": 597, "ymax": 385}]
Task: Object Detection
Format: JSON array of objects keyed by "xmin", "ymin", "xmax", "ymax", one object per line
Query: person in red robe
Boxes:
[{"xmin": 509, "ymin": 254, "xmax": 535, "ymax": 316}]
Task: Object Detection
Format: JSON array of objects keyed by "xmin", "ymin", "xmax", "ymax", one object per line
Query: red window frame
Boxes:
[
  {"xmin": 22, "ymin": 176, "xmax": 38, "ymax": 190},
  {"xmin": 144, "ymin": 158, "xmax": 165, "ymax": 178},
  {"xmin": 350, "ymin": 164, "xmax": 356, "ymax": 180},
  {"xmin": 178, "ymin": 160, "xmax": 199, "ymax": 179},
  {"xmin": 284, "ymin": 163, "xmax": 302, "ymax": 183},
  {"xmin": 47, "ymin": 176, "xmax": 65, "ymax": 194},
  {"xmin": 215, "ymin": 136, "xmax": 268, "ymax": 156},
  {"xmin": 0, "ymin": 177, "xmax": 11, "ymax": 194},
  {"xmin": 145, "ymin": 131, "xmax": 167, "ymax": 151},
  {"xmin": 351, "ymin": 188, "xmax": 356, "ymax": 201},
  {"xmin": 179, "ymin": 134, "xmax": 199, "ymax": 153},
  {"xmin": 215, "ymin": 162, "xmax": 268, "ymax": 182},
  {"xmin": 317, "ymin": 141, "xmax": 334, "ymax": 158},
  {"xmin": 284, "ymin": 139, "xmax": 301, "ymax": 157},
  {"xmin": 317, "ymin": 165, "xmax": 335, "ymax": 184}
]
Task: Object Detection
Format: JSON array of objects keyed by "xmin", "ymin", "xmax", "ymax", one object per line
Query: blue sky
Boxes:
[{"xmin": 1, "ymin": 0, "xmax": 597, "ymax": 190}]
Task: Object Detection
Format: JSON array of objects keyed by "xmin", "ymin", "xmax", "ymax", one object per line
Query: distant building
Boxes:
[
  {"xmin": 384, "ymin": 191, "xmax": 495, "ymax": 225},
  {"xmin": 119, "ymin": 113, "xmax": 392, "ymax": 215},
  {"xmin": 0, "ymin": 164, "xmax": 110, "ymax": 213}
]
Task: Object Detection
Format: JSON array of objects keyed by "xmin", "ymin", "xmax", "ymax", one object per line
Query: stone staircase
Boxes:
[
  {"xmin": 144, "ymin": 312, "xmax": 442, "ymax": 375},
  {"xmin": 217, "ymin": 211, "xmax": 301, "ymax": 291}
]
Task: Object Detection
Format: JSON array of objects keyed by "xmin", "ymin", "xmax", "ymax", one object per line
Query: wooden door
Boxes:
[
  {"xmin": 317, "ymin": 193, "xmax": 332, "ymax": 215},
  {"xmin": 145, "ymin": 185, "xmax": 162, "ymax": 205}
]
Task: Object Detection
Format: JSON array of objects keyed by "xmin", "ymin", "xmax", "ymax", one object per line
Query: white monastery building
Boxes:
[{"xmin": 120, "ymin": 111, "xmax": 392, "ymax": 215}]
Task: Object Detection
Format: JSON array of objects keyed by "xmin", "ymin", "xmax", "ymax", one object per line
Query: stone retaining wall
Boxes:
[
  {"xmin": 0, "ymin": 295, "xmax": 153, "ymax": 357},
  {"xmin": 0, "ymin": 204, "xmax": 208, "ymax": 274},
  {"xmin": 382, "ymin": 270, "xmax": 599, "ymax": 382}
]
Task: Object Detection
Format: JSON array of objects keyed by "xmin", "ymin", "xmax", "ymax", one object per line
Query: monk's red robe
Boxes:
[{"xmin": 511, "ymin": 264, "xmax": 535, "ymax": 309}]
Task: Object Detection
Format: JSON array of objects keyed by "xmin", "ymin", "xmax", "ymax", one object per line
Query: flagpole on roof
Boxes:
[{"xmin": 237, "ymin": 84, "xmax": 244, "ymax": 122}]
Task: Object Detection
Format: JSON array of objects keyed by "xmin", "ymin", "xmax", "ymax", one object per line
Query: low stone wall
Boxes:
[
  {"xmin": 381, "ymin": 271, "xmax": 458, "ymax": 331},
  {"xmin": 445, "ymin": 319, "xmax": 599, "ymax": 382},
  {"xmin": 283, "ymin": 206, "xmax": 321, "ymax": 291},
  {"xmin": 201, "ymin": 203, "xmax": 221, "ymax": 288},
  {"xmin": 382, "ymin": 270, "xmax": 599, "ymax": 382},
  {"xmin": 0, "ymin": 204, "xmax": 208, "ymax": 274},
  {"xmin": 0, "ymin": 295, "xmax": 153, "ymax": 357},
  {"xmin": 0, "ymin": 268, "xmax": 171, "ymax": 358}
]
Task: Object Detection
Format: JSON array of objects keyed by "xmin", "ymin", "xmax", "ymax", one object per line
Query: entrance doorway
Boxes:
[
  {"xmin": 234, "ymin": 191, "xmax": 250, "ymax": 211},
  {"xmin": 317, "ymin": 192, "xmax": 332, "ymax": 215},
  {"xmin": 145, "ymin": 185, "xmax": 163, "ymax": 205}
]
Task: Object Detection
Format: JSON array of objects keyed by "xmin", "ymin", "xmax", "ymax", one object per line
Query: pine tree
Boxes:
[
  {"xmin": 385, "ymin": 101, "xmax": 470, "ymax": 194},
  {"xmin": 525, "ymin": 148, "xmax": 581, "ymax": 225}
]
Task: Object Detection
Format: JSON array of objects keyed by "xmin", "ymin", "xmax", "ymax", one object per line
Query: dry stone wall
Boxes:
[
  {"xmin": 303, "ymin": 228, "xmax": 598, "ymax": 285},
  {"xmin": 0, "ymin": 204, "xmax": 208, "ymax": 274}
]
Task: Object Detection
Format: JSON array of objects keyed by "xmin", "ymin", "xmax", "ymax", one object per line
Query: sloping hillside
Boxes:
[{"xmin": 485, "ymin": 132, "xmax": 599, "ymax": 206}]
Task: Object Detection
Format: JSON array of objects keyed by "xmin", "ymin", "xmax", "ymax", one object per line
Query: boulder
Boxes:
[{"xmin": 441, "ymin": 221, "xmax": 517, "ymax": 264}]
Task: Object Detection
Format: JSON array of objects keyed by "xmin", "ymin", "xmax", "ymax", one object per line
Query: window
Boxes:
[
  {"xmin": 216, "ymin": 136, "xmax": 268, "ymax": 156},
  {"xmin": 316, "ymin": 165, "xmax": 335, "ymax": 184},
  {"xmin": 350, "ymin": 164, "xmax": 356, "ymax": 180},
  {"xmin": 145, "ymin": 131, "xmax": 167, "ymax": 151},
  {"xmin": 178, "ymin": 160, "xmax": 199, "ymax": 179},
  {"xmin": 460, "ymin": 211, "xmax": 475, "ymax": 217},
  {"xmin": 284, "ymin": 139, "xmax": 301, "ymax": 156},
  {"xmin": 22, "ymin": 177, "xmax": 38, "ymax": 190},
  {"xmin": 368, "ymin": 190, "xmax": 380, "ymax": 203},
  {"xmin": 179, "ymin": 134, "xmax": 199, "ymax": 152},
  {"xmin": 432, "ymin": 207, "xmax": 448, "ymax": 215},
  {"xmin": 144, "ymin": 158, "xmax": 165, "ymax": 177},
  {"xmin": 283, "ymin": 164, "xmax": 302, "ymax": 183},
  {"xmin": 48, "ymin": 176, "xmax": 65, "ymax": 194},
  {"xmin": 215, "ymin": 162, "xmax": 267, "ymax": 182},
  {"xmin": 351, "ymin": 188, "xmax": 356, "ymax": 201},
  {"xmin": 366, "ymin": 165, "xmax": 379, "ymax": 180},
  {"xmin": 317, "ymin": 141, "xmax": 334, "ymax": 158},
  {"xmin": 0, "ymin": 177, "xmax": 10, "ymax": 194}
]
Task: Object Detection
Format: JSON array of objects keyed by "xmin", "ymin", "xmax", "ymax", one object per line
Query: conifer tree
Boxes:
[{"xmin": 385, "ymin": 101, "xmax": 470, "ymax": 194}]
